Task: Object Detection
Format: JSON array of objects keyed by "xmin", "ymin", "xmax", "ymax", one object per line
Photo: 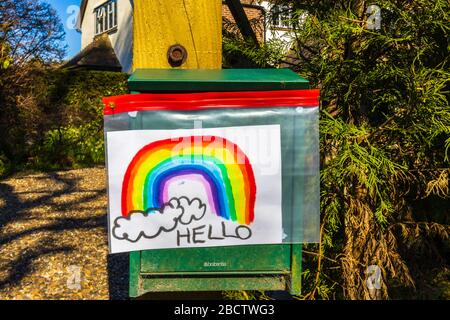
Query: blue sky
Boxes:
[{"xmin": 45, "ymin": 0, "xmax": 82, "ymax": 59}]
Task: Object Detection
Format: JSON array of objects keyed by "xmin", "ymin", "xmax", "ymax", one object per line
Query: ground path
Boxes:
[
  {"xmin": 0, "ymin": 167, "xmax": 289, "ymax": 300},
  {"xmin": 0, "ymin": 167, "xmax": 128, "ymax": 299}
]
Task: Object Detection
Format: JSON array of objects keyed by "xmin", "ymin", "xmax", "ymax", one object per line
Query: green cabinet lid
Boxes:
[{"xmin": 128, "ymin": 68, "xmax": 310, "ymax": 92}]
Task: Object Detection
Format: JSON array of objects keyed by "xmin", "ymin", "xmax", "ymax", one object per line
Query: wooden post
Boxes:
[{"xmin": 133, "ymin": 0, "xmax": 222, "ymax": 70}]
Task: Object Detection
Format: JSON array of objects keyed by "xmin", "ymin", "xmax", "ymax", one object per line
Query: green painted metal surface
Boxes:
[
  {"xmin": 140, "ymin": 245, "xmax": 291, "ymax": 273},
  {"xmin": 290, "ymin": 244, "xmax": 302, "ymax": 295},
  {"xmin": 129, "ymin": 251, "xmax": 141, "ymax": 297},
  {"xmin": 128, "ymin": 68, "xmax": 310, "ymax": 92},
  {"xmin": 141, "ymin": 275, "xmax": 287, "ymax": 293},
  {"xmin": 121, "ymin": 69, "xmax": 308, "ymax": 297}
]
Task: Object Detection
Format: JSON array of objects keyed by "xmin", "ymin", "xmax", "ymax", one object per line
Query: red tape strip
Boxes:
[{"xmin": 103, "ymin": 89, "xmax": 320, "ymax": 115}]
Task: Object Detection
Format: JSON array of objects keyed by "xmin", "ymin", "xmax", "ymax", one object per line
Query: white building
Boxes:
[
  {"xmin": 72, "ymin": 0, "xmax": 297, "ymax": 73},
  {"xmin": 76, "ymin": 0, "xmax": 133, "ymax": 73}
]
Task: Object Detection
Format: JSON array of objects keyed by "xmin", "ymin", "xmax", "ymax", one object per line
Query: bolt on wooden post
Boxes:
[{"xmin": 133, "ymin": 0, "xmax": 222, "ymax": 70}]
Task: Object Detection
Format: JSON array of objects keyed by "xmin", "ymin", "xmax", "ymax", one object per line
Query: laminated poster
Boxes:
[{"xmin": 106, "ymin": 125, "xmax": 283, "ymax": 253}]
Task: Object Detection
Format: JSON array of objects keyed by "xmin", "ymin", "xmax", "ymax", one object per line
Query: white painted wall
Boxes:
[{"xmin": 80, "ymin": 0, "xmax": 133, "ymax": 73}]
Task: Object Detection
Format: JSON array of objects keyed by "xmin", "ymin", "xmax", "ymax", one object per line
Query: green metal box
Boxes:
[{"xmin": 107, "ymin": 69, "xmax": 314, "ymax": 297}]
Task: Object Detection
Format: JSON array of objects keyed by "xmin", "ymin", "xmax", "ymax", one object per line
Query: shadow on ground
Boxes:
[
  {"xmin": 0, "ymin": 169, "xmax": 112, "ymax": 299},
  {"xmin": 108, "ymin": 253, "xmax": 129, "ymax": 300}
]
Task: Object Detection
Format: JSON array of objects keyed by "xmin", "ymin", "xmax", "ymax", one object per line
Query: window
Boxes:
[
  {"xmin": 95, "ymin": 0, "xmax": 117, "ymax": 35},
  {"xmin": 270, "ymin": 4, "xmax": 292, "ymax": 29}
]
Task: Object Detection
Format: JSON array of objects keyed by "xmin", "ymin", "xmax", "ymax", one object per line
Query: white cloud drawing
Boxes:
[
  {"xmin": 177, "ymin": 197, "xmax": 207, "ymax": 225},
  {"xmin": 112, "ymin": 197, "xmax": 207, "ymax": 243}
]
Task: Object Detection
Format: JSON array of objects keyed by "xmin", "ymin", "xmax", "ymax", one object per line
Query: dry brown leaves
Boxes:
[{"xmin": 0, "ymin": 167, "xmax": 126, "ymax": 300}]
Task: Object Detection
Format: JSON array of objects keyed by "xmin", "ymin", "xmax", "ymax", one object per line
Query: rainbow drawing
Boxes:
[{"xmin": 121, "ymin": 136, "xmax": 257, "ymax": 225}]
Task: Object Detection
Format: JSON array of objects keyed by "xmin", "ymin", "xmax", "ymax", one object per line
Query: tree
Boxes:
[
  {"xmin": 0, "ymin": 0, "xmax": 66, "ymax": 67},
  {"xmin": 0, "ymin": 41, "xmax": 12, "ymax": 71},
  {"xmin": 224, "ymin": 0, "xmax": 449, "ymax": 299},
  {"xmin": 0, "ymin": 0, "xmax": 66, "ymax": 167}
]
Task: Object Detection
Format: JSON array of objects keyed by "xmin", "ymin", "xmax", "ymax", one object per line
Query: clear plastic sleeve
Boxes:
[{"xmin": 103, "ymin": 90, "xmax": 319, "ymax": 253}]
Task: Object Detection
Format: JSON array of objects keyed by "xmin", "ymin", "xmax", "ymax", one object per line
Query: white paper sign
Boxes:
[{"xmin": 106, "ymin": 125, "xmax": 282, "ymax": 253}]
